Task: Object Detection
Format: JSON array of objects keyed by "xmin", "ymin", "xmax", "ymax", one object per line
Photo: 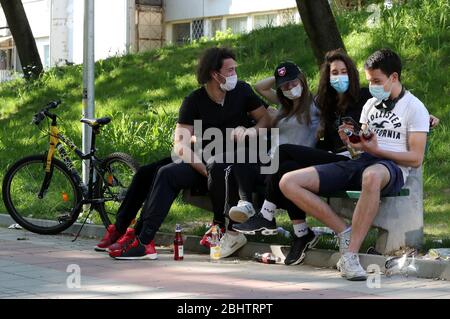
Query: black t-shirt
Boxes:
[
  {"xmin": 318, "ymin": 87, "xmax": 372, "ymax": 153},
  {"xmin": 178, "ymin": 81, "xmax": 265, "ymax": 155},
  {"xmin": 178, "ymin": 80, "xmax": 264, "ymax": 131}
]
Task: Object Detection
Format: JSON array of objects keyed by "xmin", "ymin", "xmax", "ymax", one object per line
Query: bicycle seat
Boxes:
[{"xmin": 80, "ymin": 117, "xmax": 111, "ymax": 127}]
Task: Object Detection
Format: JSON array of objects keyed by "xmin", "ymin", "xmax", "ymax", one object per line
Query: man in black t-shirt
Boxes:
[{"xmin": 108, "ymin": 47, "xmax": 270, "ymax": 260}]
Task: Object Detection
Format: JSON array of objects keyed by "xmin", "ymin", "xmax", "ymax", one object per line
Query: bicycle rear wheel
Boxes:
[
  {"xmin": 2, "ymin": 155, "xmax": 83, "ymax": 234},
  {"xmin": 95, "ymin": 152, "xmax": 139, "ymax": 227}
]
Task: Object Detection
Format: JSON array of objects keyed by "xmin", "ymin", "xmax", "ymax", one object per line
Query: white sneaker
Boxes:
[
  {"xmin": 228, "ymin": 200, "xmax": 256, "ymax": 223},
  {"xmin": 339, "ymin": 252, "xmax": 367, "ymax": 281},
  {"xmin": 219, "ymin": 232, "xmax": 247, "ymax": 258}
]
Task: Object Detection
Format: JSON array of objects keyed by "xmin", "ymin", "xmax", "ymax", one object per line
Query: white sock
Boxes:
[
  {"xmin": 339, "ymin": 226, "xmax": 352, "ymax": 236},
  {"xmin": 293, "ymin": 222, "xmax": 308, "ymax": 238},
  {"xmin": 260, "ymin": 200, "xmax": 276, "ymax": 221}
]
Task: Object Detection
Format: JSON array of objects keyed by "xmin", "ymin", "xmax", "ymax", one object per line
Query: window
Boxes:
[
  {"xmin": 226, "ymin": 17, "xmax": 247, "ymax": 34},
  {"xmin": 253, "ymin": 14, "xmax": 277, "ymax": 29},
  {"xmin": 172, "ymin": 23, "xmax": 190, "ymax": 45},
  {"xmin": 211, "ymin": 19, "xmax": 222, "ymax": 37},
  {"xmin": 192, "ymin": 19, "xmax": 204, "ymax": 40}
]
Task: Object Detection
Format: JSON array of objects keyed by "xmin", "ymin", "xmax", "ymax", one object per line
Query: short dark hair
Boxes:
[
  {"xmin": 196, "ymin": 47, "xmax": 236, "ymax": 85},
  {"xmin": 364, "ymin": 48, "xmax": 402, "ymax": 81}
]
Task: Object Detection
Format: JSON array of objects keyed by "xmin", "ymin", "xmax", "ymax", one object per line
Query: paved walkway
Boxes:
[{"xmin": 1, "ymin": 227, "xmax": 450, "ymax": 299}]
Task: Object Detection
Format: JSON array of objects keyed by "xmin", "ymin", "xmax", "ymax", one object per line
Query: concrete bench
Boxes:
[
  {"xmin": 328, "ymin": 167, "xmax": 423, "ymax": 254},
  {"xmin": 182, "ymin": 167, "xmax": 424, "ymax": 255}
]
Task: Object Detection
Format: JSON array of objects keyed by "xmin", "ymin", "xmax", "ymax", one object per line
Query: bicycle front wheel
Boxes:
[
  {"xmin": 2, "ymin": 155, "xmax": 83, "ymax": 234},
  {"xmin": 95, "ymin": 152, "xmax": 140, "ymax": 227}
]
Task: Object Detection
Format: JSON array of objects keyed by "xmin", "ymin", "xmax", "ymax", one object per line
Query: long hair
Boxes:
[
  {"xmin": 274, "ymin": 69, "xmax": 314, "ymax": 127},
  {"xmin": 316, "ymin": 49, "xmax": 360, "ymax": 123}
]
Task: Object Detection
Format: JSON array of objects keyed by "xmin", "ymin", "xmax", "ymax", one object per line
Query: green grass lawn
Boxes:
[{"xmin": 0, "ymin": 0, "xmax": 448, "ymax": 253}]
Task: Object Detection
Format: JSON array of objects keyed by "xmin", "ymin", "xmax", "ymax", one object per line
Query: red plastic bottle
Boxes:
[
  {"xmin": 174, "ymin": 224, "xmax": 184, "ymax": 260},
  {"xmin": 254, "ymin": 252, "xmax": 281, "ymax": 264}
]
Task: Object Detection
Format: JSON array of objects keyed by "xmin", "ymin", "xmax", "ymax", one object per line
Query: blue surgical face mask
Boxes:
[
  {"xmin": 369, "ymin": 77, "xmax": 392, "ymax": 101},
  {"xmin": 330, "ymin": 75, "xmax": 349, "ymax": 93}
]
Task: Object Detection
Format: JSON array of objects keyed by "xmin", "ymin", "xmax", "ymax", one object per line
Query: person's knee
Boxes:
[
  {"xmin": 132, "ymin": 164, "xmax": 155, "ymax": 183},
  {"xmin": 279, "ymin": 168, "xmax": 318, "ymax": 196},
  {"xmin": 278, "ymin": 161, "xmax": 298, "ymax": 177},
  {"xmin": 279, "ymin": 172, "xmax": 298, "ymax": 198},
  {"xmin": 361, "ymin": 169, "xmax": 384, "ymax": 191},
  {"xmin": 206, "ymin": 161, "xmax": 223, "ymax": 177},
  {"xmin": 155, "ymin": 164, "xmax": 176, "ymax": 182}
]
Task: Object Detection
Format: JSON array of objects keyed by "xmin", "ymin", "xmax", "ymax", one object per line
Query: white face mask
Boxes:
[
  {"xmin": 218, "ymin": 74, "xmax": 238, "ymax": 91},
  {"xmin": 282, "ymin": 84, "xmax": 302, "ymax": 100}
]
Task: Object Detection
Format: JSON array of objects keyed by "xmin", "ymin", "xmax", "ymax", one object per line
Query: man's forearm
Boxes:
[
  {"xmin": 253, "ymin": 113, "xmax": 272, "ymax": 132},
  {"xmin": 371, "ymin": 148, "xmax": 424, "ymax": 168}
]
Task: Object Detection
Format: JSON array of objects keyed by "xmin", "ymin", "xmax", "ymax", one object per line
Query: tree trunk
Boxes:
[
  {"xmin": 296, "ymin": 0, "xmax": 346, "ymax": 65},
  {"xmin": 0, "ymin": 0, "xmax": 43, "ymax": 79}
]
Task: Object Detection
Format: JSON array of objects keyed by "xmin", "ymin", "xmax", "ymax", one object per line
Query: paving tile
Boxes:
[{"xmin": 1, "ymin": 226, "xmax": 449, "ymax": 299}]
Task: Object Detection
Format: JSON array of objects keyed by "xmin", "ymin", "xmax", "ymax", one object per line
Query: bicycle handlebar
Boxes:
[
  {"xmin": 46, "ymin": 100, "xmax": 61, "ymax": 109},
  {"xmin": 32, "ymin": 100, "xmax": 62, "ymax": 125}
]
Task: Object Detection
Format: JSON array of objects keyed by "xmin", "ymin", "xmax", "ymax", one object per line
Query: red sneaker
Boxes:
[
  {"xmin": 107, "ymin": 228, "xmax": 136, "ymax": 252},
  {"xmin": 110, "ymin": 238, "xmax": 158, "ymax": 260},
  {"xmin": 95, "ymin": 224, "xmax": 122, "ymax": 252},
  {"xmin": 199, "ymin": 224, "xmax": 224, "ymax": 248}
]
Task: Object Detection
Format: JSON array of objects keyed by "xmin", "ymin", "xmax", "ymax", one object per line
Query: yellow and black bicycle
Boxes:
[{"xmin": 2, "ymin": 100, "xmax": 139, "ymax": 235}]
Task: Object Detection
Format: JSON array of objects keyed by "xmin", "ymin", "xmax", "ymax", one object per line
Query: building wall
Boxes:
[
  {"xmin": 70, "ymin": 0, "xmax": 134, "ymax": 65},
  {"xmin": 50, "ymin": 0, "xmax": 72, "ymax": 66},
  {"xmin": 0, "ymin": 0, "xmax": 135, "ymax": 69},
  {"xmin": 164, "ymin": 0, "xmax": 299, "ymax": 45},
  {"xmin": 22, "ymin": 0, "xmax": 51, "ymax": 38},
  {"xmin": 0, "ymin": 0, "xmax": 51, "ymax": 70},
  {"xmin": 164, "ymin": 0, "xmax": 298, "ymax": 22},
  {"xmin": 1, "ymin": 0, "xmax": 301, "ymax": 69}
]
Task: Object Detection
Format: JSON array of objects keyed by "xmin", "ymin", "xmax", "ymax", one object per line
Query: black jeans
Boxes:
[
  {"xmin": 265, "ymin": 144, "xmax": 349, "ymax": 220},
  {"xmin": 207, "ymin": 162, "xmax": 240, "ymax": 231},
  {"xmin": 138, "ymin": 162, "xmax": 207, "ymax": 244},
  {"xmin": 115, "ymin": 156, "xmax": 173, "ymax": 234},
  {"xmin": 228, "ymin": 163, "xmax": 265, "ymax": 203}
]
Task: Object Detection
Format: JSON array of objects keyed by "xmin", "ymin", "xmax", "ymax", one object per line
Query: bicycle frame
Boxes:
[{"xmin": 40, "ymin": 120, "xmax": 104, "ymax": 203}]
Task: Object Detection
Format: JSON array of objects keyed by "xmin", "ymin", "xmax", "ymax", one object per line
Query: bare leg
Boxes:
[
  {"xmin": 348, "ymin": 164, "xmax": 390, "ymax": 253},
  {"xmin": 279, "ymin": 167, "xmax": 347, "ymax": 234}
]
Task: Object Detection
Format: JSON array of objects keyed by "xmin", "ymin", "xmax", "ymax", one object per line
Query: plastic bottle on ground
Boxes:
[{"xmin": 254, "ymin": 252, "xmax": 281, "ymax": 264}]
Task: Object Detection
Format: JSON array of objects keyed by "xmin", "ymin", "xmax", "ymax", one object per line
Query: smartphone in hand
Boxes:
[
  {"xmin": 340, "ymin": 116, "xmax": 362, "ymax": 132},
  {"xmin": 341, "ymin": 117, "xmax": 374, "ymax": 141}
]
